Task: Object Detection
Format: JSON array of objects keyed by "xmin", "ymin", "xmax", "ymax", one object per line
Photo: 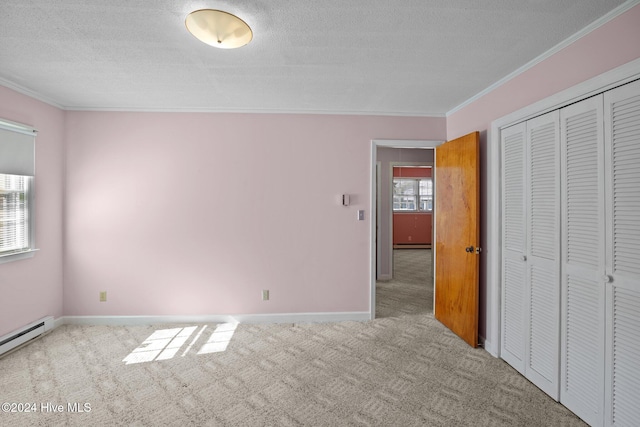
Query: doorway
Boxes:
[{"xmin": 370, "ymin": 140, "xmax": 443, "ymax": 319}]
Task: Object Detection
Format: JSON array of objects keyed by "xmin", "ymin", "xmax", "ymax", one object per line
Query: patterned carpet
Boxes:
[
  {"xmin": 376, "ymin": 249, "xmax": 433, "ymax": 318},
  {"xmin": 0, "ymin": 250, "xmax": 586, "ymax": 426}
]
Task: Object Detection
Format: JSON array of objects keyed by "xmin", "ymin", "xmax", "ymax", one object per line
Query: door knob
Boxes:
[
  {"xmin": 602, "ymin": 275, "xmax": 613, "ymax": 283},
  {"xmin": 465, "ymin": 246, "xmax": 474, "ymax": 253},
  {"xmin": 521, "ymin": 255, "xmax": 527, "ymax": 261}
]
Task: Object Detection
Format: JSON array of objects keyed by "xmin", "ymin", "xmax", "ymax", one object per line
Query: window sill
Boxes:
[{"xmin": 0, "ymin": 249, "xmax": 39, "ymax": 264}]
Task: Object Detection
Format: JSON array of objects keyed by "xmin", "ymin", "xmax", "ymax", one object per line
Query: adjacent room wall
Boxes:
[
  {"xmin": 63, "ymin": 112, "xmax": 445, "ymax": 317},
  {"xmin": 0, "ymin": 87, "xmax": 65, "ymax": 337},
  {"xmin": 446, "ymin": 3, "xmax": 640, "ymax": 348}
]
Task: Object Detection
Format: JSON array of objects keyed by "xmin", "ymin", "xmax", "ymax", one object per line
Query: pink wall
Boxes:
[
  {"xmin": 0, "ymin": 87, "xmax": 65, "ymax": 337},
  {"xmin": 446, "ymin": 4, "xmax": 640, "ymax": 341},
  {"xmin": 63, "ymin": 112, "xmax": 445, "ymax": 316}
]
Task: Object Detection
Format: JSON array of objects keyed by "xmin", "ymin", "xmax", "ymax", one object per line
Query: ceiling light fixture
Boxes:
[{"xmin": 185, "ymin": 9, "xmax": 253, "ymax": 49}]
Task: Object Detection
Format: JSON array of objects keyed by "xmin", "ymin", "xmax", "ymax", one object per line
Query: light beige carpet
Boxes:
[
  {"xmin": 0, "ymin": 250, "xmax": 585, "ymax": 426},
  {"xmin": 376, "ymin": 249, "xmax": 434, "ymax": 318}
]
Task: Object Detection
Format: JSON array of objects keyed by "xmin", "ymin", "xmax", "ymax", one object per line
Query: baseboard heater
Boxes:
[{"xmin": 0, "ymin": 316, "xmax": 54, "ymax": 357}]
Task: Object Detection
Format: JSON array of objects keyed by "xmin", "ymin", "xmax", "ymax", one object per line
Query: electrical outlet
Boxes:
[
  {"xmin": 99, "ymin": 291, "xmax": 107, "ymax": 302},
  {"xmin": 262, "ymin": 290, "xmax": 269, "ymax": 301}
]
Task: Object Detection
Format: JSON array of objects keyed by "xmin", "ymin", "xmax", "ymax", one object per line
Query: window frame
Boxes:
[
  {"xmin": 392, "ymin": 177, "xmax": 433, "ymax": 213},
  {"xmin": 0, "ymin": 174, "xmax": 36, "ymax": 263}
]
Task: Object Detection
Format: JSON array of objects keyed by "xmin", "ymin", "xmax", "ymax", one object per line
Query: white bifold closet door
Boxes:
[
  {"xmin": 501, "ymin": 122, "xmax": 527, "ymax": 373},
  {"xmin": 502, "ymin": 78, "xmax": 640, "ymax": 427},
  {"xmin": 603, "ymin": 79, "xmax": 640, "ymax": 427},
  {"xmin": 525, "ymin": 111, "xmax": 561, "ymax": 399},
  {"xmin": 560, "ymin": 95, "xmax": 606, "ymax": 427},
  {"xmin": 501, "ymin": 110, "xmax": 560, "ymax": 399},
  {"xmin": 561, "ymin": 79, "xmax": 640, "ymax": 427}
]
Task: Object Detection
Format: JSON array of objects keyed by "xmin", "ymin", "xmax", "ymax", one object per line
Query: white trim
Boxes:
[
  {"xmin": 484, "ymin": 120, "xmax": 502, "ymax": 358},
  {"xmin": 53, "ymin": 317, "xmax": 65, "ymax": 330},
  {"xmin": 63, "ymin": 105, "xmax": 447, "ymax": 117},
  {"xmin": 447, "ymin": 0, "xmax": 640, "ymax": 117},
  {"xmin": 61, "ymin": 312, "xmax": 370, "ymax": 327},
  {"xmin": 376, "ymin": 160, "xmax": 382, "ymax": 280},
  {"xmin": 492, "ymin": 58, "xmax": 640, "ymax": 129},
  {"xmin": 0, "ymin": 77, "xmax": 64, "ymax": 110},
  {"xmin": 487, "ymin": 57, "xmax": 640, "ymax": 360},
  {"xmin": 0, "ymin": 249, "xmax": 38, "ymax": 264},
  {"xmin": 0, "ymin": 78, "xmax": 445, "ymax": 118},
  {"xmin": 370, "ymin": 139, "xmax": 443, "ymax": 320}
]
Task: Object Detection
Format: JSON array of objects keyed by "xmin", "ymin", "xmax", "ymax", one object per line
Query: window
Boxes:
[
  {"xmin": 0, "ymin": 119, "xmax": 37, "ymax": 262},
  {"xmin": 393, "ymin": 178, "xmax": 433, "ymax": 212},
  {"xmin": 0, "ymin": 174, "xmax": 31, "ymax": 256}
]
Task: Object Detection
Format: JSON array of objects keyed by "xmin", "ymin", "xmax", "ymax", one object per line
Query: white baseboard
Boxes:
[
  {"xmin": 53, "ymin": 316, "xmax": 65, "ymax": 330},
  {"xmin": 61, "ymin": 311, "xmax": 371, "ymax": 327},
  {"xmin": 479, "ymin": 335, "xmax": 498, "ymax": 358}
]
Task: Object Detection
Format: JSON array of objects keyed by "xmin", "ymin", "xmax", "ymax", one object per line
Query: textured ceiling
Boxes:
[{"xmin": 0, "ymin": 0, "xmax": 629, "ymax": 115}]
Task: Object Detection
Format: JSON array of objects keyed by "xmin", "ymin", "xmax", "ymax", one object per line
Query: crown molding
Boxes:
[
  {"xmin": 61, "ymin": 104, "xmax": 446, "ymax": 118},
  {"xmin": 0, "ymin": 76, "xmax": 64, "ymax": 109},
  {"xmin": 0, "ymin": 78, "xmax": 444, "ymax": 118}
]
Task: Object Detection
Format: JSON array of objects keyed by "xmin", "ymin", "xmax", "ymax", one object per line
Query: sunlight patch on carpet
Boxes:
[
  {"xmin": 198, "ymin": 322, "xmax": 237, "ymax": 355},
  {"xmin": 123, "ymin": 323, "xmax": 237, "ymax": 364}
]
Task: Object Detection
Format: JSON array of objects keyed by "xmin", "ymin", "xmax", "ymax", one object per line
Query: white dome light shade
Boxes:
[{"xmin": 185, "ymin": 9, "xmax": 253, "ymax": 49}]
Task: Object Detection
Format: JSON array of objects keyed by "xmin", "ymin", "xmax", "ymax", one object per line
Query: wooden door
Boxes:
[{"xmin": 434, "ymin": 131, "xmax": 480, "ymax": 347}]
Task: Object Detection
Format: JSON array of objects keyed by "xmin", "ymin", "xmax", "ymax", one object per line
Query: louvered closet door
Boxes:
[
  {"xmin": 603, "ymin": 79, "xmax": 640, "ymax": 427},
  {"xmin": 525, "ymin": 111, "xmax": 560, "ymax": 399},
  {"xmin": 501, "ymin": 122, "xmax": 527, "ymax": 374},
  {"xmin": 560, "ymin": 95, "xmax": 606, "ymax": 427}
]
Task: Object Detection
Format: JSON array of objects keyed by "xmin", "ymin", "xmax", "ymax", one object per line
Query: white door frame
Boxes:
[{"xmin": 370, "ymin": 139, "xmax": 443, "ymax": 320}]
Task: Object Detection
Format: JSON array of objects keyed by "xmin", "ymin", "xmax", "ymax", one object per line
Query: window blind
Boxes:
[
  {"xmin": 0, "ymin": 174, "xmax": 30, "ymax": 254},
  {"xmin": 0, "ymin": 119, "xmax": 37, "ymax": 176}
]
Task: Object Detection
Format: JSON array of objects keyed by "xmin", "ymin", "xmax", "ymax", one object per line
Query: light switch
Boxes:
[{"xmin": 357, "ymin": 210, "xmax": 365, "ymax": 221}]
